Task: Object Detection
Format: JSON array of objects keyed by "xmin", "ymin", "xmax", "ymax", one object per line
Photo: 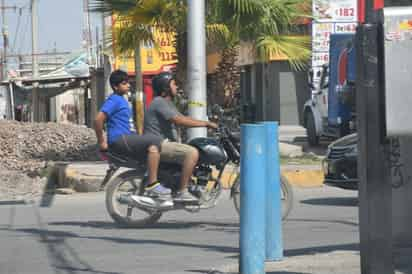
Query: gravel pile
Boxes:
[
  {"xmin": 0, "ymin": 120, "xmax": 99, "ymax": 173},
  {"xmin": 0, "ymin": 121, "xmax": 99, "ymax": 200}
]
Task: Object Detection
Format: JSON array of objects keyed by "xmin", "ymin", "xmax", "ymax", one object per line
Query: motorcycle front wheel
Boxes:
[
  {"xmin": 232, "ymin": 175, "xmax": 294, "ymax": 220},
  {"xmin": 105, "ymin": 170, "xmax": 162, "ymax": 227}
]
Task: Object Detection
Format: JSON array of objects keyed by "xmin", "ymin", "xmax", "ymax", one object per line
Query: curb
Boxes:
[
  {"xmin": 51, "ymin": 162, "xmax": 324, "ymax": 193},
  {"xmin": 282, "ymin": 168, "xmax": 324, "ymax": 188}
]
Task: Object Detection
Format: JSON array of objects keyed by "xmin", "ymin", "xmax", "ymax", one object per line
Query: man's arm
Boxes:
[
  {"xmin": 94, "ymin": 112, "xmax": 108, "ymax": 151},
  {"xmin": 171, "ymin": 115, "xmax": 217, "ymax": 129}
]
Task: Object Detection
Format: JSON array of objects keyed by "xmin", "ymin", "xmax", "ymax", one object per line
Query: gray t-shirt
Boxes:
[{"xmin": 144, "ymin": 97, "xmax": 181, "ymax": 141}]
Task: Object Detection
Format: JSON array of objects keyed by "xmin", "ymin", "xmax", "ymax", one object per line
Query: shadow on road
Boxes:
[
  {"xmin": 224, "ymin": 243, "xmax": 359, "ymax": 260},
  {"xmin": 300, "ymin": 197, "xmax": 358, "ymax": 207},
  {"xmin": 286, "ymin": 218, "xmax": 358, "ymax": 227},
  {"xmin": 0, "ymin": 225, "xmax": 239, "ymax": 254},
  {"xmin": 267, "ymin": 272, "xmax": 310, "ymax": 274},
  {"xmin": 2, "ymin": 205, "xmax": 122, "ymax": 274},
  {"xmin": 188, "ymin": 271, "xmax": 310, "ymax": 274},
  {"xmin": 48, "ymin": 220, "xmax": 239, "ymax": 232},
  {"xmin": 284, "ymin": 243, "xmax": 359, "ymax": 257}
]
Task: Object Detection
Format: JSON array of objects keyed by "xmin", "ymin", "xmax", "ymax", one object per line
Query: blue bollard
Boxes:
[
  {"xmin": 239, "ymin": 124, "xmax": 266, "ymax": 274},
  {"xmin": 260, "ymin": 122, "xmax": 283, "ymax": 261}
]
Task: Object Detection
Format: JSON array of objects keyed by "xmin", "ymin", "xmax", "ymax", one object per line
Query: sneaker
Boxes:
[
  {"xmin": 173, "ymin": 190, "xmax": 198, "ymax": 202},
  {"xmin": 144, "ymin": 182, "xmax": 172, "ymax": 198}
]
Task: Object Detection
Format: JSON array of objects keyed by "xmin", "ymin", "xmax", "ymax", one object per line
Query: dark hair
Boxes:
[
  {"xmin": 152, "ymin": 72, "xmax": 174, "ymax": 96},
  {"xmin": 109, "ymin": 70, "xmax": 129, "ymax": 90}
]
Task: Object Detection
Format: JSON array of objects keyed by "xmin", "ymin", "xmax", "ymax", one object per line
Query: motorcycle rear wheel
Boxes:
[
  {"xmin": 105, "ymin": 170, "xmax": 162, "ymax": 227},
  {"xmin": 232, "ymin": 175, "xmax": 294, "ymax": 220}
]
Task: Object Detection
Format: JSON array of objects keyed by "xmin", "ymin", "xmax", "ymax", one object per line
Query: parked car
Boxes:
[{"xmin": 322, "ymin": 133, "xmax": 358, "ymax": 190}]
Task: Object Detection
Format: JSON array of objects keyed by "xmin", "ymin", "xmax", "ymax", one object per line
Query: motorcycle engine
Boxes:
[{"xmin": 189, "ymin": 165, "xmax": 213, "ymax": 198}]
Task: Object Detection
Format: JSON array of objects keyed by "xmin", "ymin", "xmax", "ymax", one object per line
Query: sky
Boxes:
[{"xmin": 6, "ymin": 0, "xmax": 103, "ymax": 62}]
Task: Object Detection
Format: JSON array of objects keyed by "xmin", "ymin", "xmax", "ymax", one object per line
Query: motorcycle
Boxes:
[{"xmin": 99, "ymin": 106, "xmax": 294, "ymax": 227}]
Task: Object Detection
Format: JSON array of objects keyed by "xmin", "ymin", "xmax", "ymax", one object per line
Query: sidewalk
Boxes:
[
  {"xmin": 211, "ymin": 247, "xmax": 412, "ymax": 274},
  {"xmin": 212, "ymin": 250, "xmax": 361, "ymax": 274}
]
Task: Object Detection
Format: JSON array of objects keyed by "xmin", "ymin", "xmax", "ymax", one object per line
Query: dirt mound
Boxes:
[{"xmin": 0, "ymin": 121, "xmax": 99, "ymax": 175}]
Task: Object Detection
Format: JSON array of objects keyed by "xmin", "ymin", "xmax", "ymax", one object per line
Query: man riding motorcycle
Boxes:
[{"xmin": 145, "ymin": 72, "xmax": 218, "ymax": 202}]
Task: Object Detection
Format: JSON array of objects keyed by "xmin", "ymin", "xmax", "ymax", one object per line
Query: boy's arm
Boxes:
[{"xmin": 94, "ymin": 112, "xmax": 108, "ymax": 151}]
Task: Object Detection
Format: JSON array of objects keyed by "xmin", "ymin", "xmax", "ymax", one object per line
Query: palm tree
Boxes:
[
  {"xmin": 207, "ymin": 0, "xmax": 311, "ymax": 107},
  {"xmin": 90, "ymin": 0, "xmax": 311, "ymax": 107}
]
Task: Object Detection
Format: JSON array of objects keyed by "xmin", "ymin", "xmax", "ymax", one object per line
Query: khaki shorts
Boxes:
[{"xmin": 160, "ymin": 141, "xmax": 197, "ymax": 164}]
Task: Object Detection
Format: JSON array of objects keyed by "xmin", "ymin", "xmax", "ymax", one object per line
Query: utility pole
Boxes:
[
  {"xmin": 101, "ymin": 12, "xmax": 106, "ymax": 66},
  {"xmin": 83, "ymin": 0, "xmax": 94, "ymax": 67},
  {"xmin": 134, "ymin": 43, "xmax": 144, "ymax": 135},
  {"xmin": 0, "ymin": 2, "xmax": 17, "ymax": 81},
  {"xmin": 357, "ymin": 0, "xmax": 392, "ymax": 273},
  {"xmin": 31, "ymin": 0, "xmax": 40, "ymax": 122},
  {"xmin": 187, "ymin": 0, "xmax": 207, "ymax": 139},
  {"xmin": 2, "ymin": 0, "xmax": 6, "ymax": 81}
]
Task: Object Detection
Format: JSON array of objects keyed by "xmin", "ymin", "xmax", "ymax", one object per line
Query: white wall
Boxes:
[{"xmin": 53, "ymin": 89, "xmax": 85, "ymax": 124}]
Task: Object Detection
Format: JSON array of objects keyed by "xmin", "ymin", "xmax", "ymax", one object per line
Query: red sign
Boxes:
[
  {"xmin": 359, "ymin": 0, "xmax": 384, "ymax": 22},
  {"xmin": 374, "ymin": 0, "xmax": 384, "ymax": 10}
]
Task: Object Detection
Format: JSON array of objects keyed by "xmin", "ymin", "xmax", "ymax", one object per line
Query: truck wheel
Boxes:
[{"xmin": 306, "ymin": 111, "xmax": 319, "ymax": 146}]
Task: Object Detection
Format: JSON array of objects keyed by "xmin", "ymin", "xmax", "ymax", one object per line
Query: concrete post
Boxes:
[
  {"xmin": 89, "ymin": 68, "xmax": 105, "ymax": 126},
  {"xmin": 261, "ymin": 122, "xmax": 282, "ymax": 261},
  {"xmin": 31, "ymin": 0, "xmax": 40, "ymax": 122},
  {"xmin": 357, "ymin": 1, "xmax": 393, "ymax": 273},
  {"xmin": 239, "ymin": 124, "xmax": 266, "ymax": 274},
  {"xmin": 187, "ymin": 0, "xmax": 207, "ymax": 139}
]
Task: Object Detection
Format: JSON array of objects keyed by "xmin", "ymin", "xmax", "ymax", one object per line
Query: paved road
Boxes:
[{"xmin": 0, "ymin": 186, "xmax": 359, "ymax": 274}]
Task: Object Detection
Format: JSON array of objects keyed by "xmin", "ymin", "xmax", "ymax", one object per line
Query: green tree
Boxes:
[{"xmin": 90, "ymin": 0, "xmax": 311, "ymax": 106}]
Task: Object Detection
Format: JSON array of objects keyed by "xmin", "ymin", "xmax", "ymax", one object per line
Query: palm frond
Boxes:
[
  {"xmin": 255, "ymin": 35, "xmax": 311, "ymax": 70},
  {"xmin": 206, "ymin": 23, "xmax": 233, "ymax": 47},
  {"xmin": 89, "ymin": 0, "xmax": 136, "ymax": 14},
  {"xmin": 114, "ymin": 22, "xmax": 155, "ymax": 54},
  {"xmin": 227, "ymin": 0, "xmax": 261, "ymax": 14}
]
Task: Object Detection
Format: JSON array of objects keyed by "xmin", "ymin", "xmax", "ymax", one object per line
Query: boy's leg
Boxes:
[
  {"xmin": 117, "ymin": 134, "xmax": 171, "ymax": 197},
  {"xmin": 146, "ymin": 145, "xmax": 160, "ymax": 184}
]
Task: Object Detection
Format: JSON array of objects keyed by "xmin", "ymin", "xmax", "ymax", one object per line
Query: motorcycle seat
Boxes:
[{"xmin": 101, "ymin": 150, "xmax": 145, "ymax": 169}]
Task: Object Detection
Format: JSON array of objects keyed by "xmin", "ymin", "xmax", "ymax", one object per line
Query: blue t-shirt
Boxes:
[{"xmin": 100, "ymin": 93, "xmax": 132, "ymax": 144}]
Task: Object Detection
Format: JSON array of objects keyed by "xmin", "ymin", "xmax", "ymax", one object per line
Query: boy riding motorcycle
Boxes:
[{"xmin": 94, "ymin": 70, "xmax": 171, "ymax": 198}]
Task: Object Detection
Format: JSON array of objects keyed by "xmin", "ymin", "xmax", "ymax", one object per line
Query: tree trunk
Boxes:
[
  {"xmin": 209, "ymin": 46, "xmax": 240, "ymax": 109},
  {"xmin": 174, "ymin": 31, "xmax": 187, "ymax": 89}
]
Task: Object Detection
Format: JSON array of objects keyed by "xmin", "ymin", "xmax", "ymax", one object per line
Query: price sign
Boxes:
[
  {"xmin": 312, "ymin": 52, "xmax": 330, "ymax": 67},
  {"xmin": 334, "ymin": 22, "xmax": 358, "ymax": 33},
  {"xmin": 313, "ymin": 0, "xmax": 358, "ymax": 22},
  {"xmin": 312, "ymin": 23, "xmax": 334, "ymax": 51}
]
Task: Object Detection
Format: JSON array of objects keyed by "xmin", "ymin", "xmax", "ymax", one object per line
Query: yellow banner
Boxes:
[{"xmin": 112, "ymin": 17, "xmax": 177, "ymax": 75}]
